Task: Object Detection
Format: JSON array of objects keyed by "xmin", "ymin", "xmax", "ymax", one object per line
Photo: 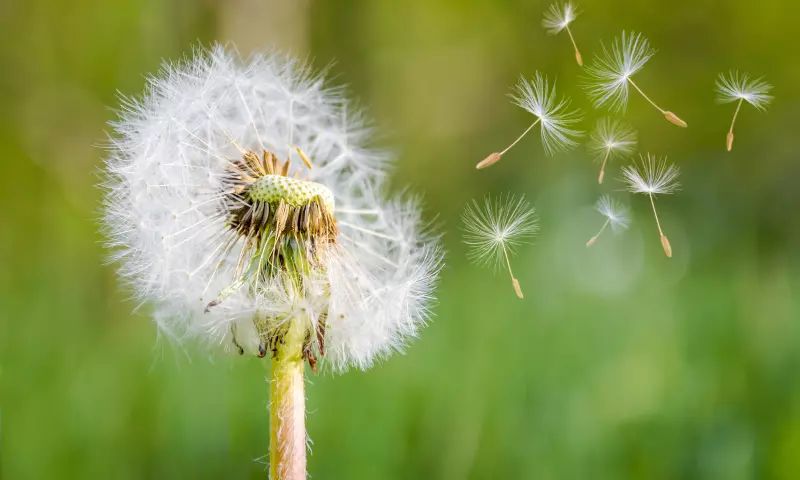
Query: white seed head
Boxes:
[
  {"xmin": 510, "ymin": 73, "xmax": 584, "ymax": 156},
  {"xmin": 101, "ymin": 44, "xmax": 443, "ymax": 372},
  {"xmin": 715, "ymin": 70, "xmax": 774, "ymax": 111},
  {"xmin": 583, "ymin": 31, "xmax": 656, "ymax": 112},
  {"xmin": 620, "ymin": 153, "xmax": 681, "ymax": 196},
  {"xmin": 542, "ymin": 2, "xmax": 580, "ymax": 35},
  {"xmin": 587, "ymin": 117, "xmax": 637, "ymax": 162},
  {"xmin": 461, "ymin": 194, "xmax": 539, "ymax": 271},
  {"xmin": 595, "ymin": 195, "xmax": 630, "ymax": 232}
]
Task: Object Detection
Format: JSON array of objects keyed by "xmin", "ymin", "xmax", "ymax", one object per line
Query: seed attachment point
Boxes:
[
  {"xmin": 477, "ymin": 152, "xmax": 502, "ymax": 169},
  {"xmin": 512, "ymin": 277, "xmax": 524, "ymax": 299},
  {"xmin": 660, "ymin": 234, "xmax": 672, "ymax": 258},
  {"xmin": 664, "ymin": 111, "xmax": 687, "ymax": 128}
]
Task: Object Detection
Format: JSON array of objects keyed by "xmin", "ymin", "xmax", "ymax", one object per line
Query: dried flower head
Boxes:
[
  {"xmin": 584, "ymin": 31, "xmax": 686, "ymax": 127},
  {"xmin": 587, "ymin": 117, "xmax": 637, "ymax": 184},
  {"xmin": 102, "ymin": 44, "xmax": 445, "ymax": 478},
  {"xmin": 461, "ymin": 194, "xmax": 539, "ymax": 299},
  {"xmin": 715, "ymin": 70, "xmax": 774, "ymax": 151},
  {"xmin": 101, "ymin": 44, "xmax": 443, "ymax": 372},
  {"xmin": 620, "ymin": 154, "xmax": 680, "ymax": 257},
  {"xmin": 586, "ymin": 195, "xmax": 630, "ymax": 246},
  {"xmin": 542, "ymin": 2, "xmax": 584, "ymax": 66},
  {"xmin": 477, "ymin": 73, "xmax": 582, "ymax": 169}
]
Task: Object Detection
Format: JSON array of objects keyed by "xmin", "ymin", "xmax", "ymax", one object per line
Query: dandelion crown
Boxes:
[{"xmin": 103, "ymin": 44, "xmax": 442, "ymax": 372}]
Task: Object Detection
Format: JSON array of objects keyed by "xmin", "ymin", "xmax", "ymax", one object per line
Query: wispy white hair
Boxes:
[{"xmin": 101, "ymin": 44, "xmax": 443, "ymax": 372}]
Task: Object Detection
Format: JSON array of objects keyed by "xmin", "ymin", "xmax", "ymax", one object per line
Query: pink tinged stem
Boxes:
[{"xmin": 270, "ymin": 320, "xmax": 307, "ymax": 480}]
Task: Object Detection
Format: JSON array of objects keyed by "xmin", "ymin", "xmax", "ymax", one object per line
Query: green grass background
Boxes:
[{"xmin": 2, "ymin": 0, "xmax": 800, "ymax": 478}]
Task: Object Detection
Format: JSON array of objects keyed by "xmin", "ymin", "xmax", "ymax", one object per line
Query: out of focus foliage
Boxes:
[{"xmin": 2, "ymin": 0, "xmax": 799, "ymax": 478}]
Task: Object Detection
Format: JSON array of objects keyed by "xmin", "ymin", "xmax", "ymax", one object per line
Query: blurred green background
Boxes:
[{"xmin": 2, "ymin": 0, "xmax": 800, "ymax": 478}]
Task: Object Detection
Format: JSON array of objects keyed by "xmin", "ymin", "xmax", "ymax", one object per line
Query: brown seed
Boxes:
[
  {"xmin": 726, "ymin": 132, "xmax": 734, "ymax": 152},
  {"xmin": 263, "ymin": 150, "xmax": 275, "ymax": 174},
  {"xmin": 660, "ymin": 234, "xmax": 673, "ymax": 258},
  {"xmin": 477, "ymin": 152, "xmax": 502, "ymax": 169},
  {"xmin": 598, "ymin": 169, "xmax": 605, "ymax": 184},
  {"xmin": 586, "ymin": 236, "xmax": 597, "ymax": 247},
  {"xmin": 664, "ymin": 111, "xmax": 687, "ymax": 128},
  {"xmin": 512, "ymin": 278, "xmax": 524, "ymax": 299},
  {"xmin": 296, "ymin": 147, "xmax": 313, "ymax": 169},
  {"xmin": 575, "ymin": 50, "xmax": 583, "ymax": 67}
]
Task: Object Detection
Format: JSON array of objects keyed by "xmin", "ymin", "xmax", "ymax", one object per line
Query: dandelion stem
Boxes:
[
  {"xmin": 586, "ymin": 218, "xmax": 610, "ymax": 247},
  {"xmin": 500, "ymin": 118, "xmax": 542, "ymax": 156},
  {"xmin": 270, "ymin": 319, "xmax": 307, "ymax": 480},
  {"xmin": 598, "ymin": 149, "xmax": 611, "ymax": 184},
  {"xmin": 648, "ymin": 193, "xmax": 663, "ymax": 236},
  {"xmin": 628, "ymin": 78, "xmax": 686, "ymax": 127},
  {"xmin": 501, "ymin": 244, "xmax": 524, "ymax": 299},
  {"xmin": 727, "ymin": 98, "xmax": 743, "ymax": 151},
  {"xmin": 565, "ymin": 26, "xmax": 583, "ymax": 66},
  {"xmin": 648, "ymin": 193, "xmax": 672, "ymax": 257},
  {"xmin": 628, "ymin": 78, "xmax": 665, "ymax": 114}
]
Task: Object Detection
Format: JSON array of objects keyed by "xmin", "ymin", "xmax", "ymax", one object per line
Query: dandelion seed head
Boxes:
[
  {"xmin": 595, "ymin": 195, "xmax": 630, "ymax": 232},
  {"xmin": 715, "ymin": 70, "xmax": 773, "ymax": 111},
  {"xmin": 584, "ymin": 32, "xmax": 656, "ymax": 111},
  {"xmin": 511, "ymin": 73, "xmax": 583, "ymax": 155},
  {"xmin": 587, "ymin": 117, "xmax": 637, "ymax": 161},
  {"xmin": 620, "ymin": 154, "xmax": 681, "ymax": 196},
  {"xmin": 542, "ymin": 2, "xmax": 580, "ymax": 35},
  {"xmin": 461, "ymin": 194, "xmax": 539, "ymax": 271},
  {"xmin": 101, "ymin": 44, "xmax": 443, "ymax": 372}
]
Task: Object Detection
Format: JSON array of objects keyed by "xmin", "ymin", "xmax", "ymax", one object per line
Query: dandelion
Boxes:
[
  {"xmin": 101, "ymin": 44, "xmax": 443, "ymax": 479},
  {"xmin": 477, "ymin": 73, "xmax": 582, "ymax": 169},
  {"xmin": 586, "ymin": 195, "xmax": 630, "ymax": 246},
  {"xmin": 584, "ymin": 31, "xmax": 687, "ymax": 127},
  {"xmin": 587, "ymin": 117, "xmax": 637, "ymax": 184},
  {"xmin": 461, "ymin": 194, "xmax": 539, "ymax": 298},
  {"xmin": 620, "ymin": 154, "xmax": 680, "ymax": 257},
  {"xmin": 715, "ymin": 70, "xmax": 773, "ymax": 151},
  {"xmin": 542, "ymin": 2, "xmax": 584, "ymax": 66}
]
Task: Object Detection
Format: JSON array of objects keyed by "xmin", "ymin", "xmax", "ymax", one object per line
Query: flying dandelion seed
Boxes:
[
  {"xmin": 586, "ymin": 195, "xmax": 630, "ymax": 246},
  {"xmin": 584, "ymin": 31, "xmax": 687, "ymax": 127},
  {"xmin": 620, "ymin": 154, "xmax": 680, "ymax": 258},
  {"xmin": 101, "ymin": 44, "xmax": 443, "ymax": 479},
  {"xmin": 715, "ymin": 70, "xmax": 773, "ymax": 151},
  {"xmin": 461, "ymin": 194, "xmax": 539, "ymax": 299},
  {"xmin": 587, "ymin": 117, "xmax": 637, "ymax": 184},
  {"xmin": 542, "ymin": 2, "xmax": 584, "ymax": 66},
  {"xmin": 477, "ymin": 73, "xmax": 583, "ymax": 169}
]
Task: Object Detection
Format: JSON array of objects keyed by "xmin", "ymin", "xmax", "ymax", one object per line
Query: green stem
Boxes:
[{"xmin": 269, "ymin": 320, "xmax": 307, "ymax": 480}]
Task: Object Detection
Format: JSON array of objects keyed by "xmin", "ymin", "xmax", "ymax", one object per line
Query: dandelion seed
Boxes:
[
  {"xmin": 586, "ymin": 195, "xmax": 630, "ymax": 246},
  {"xmin": 620, "ymin": 154, "xmax": 680, "ymax": 257},
  {"xmin": 587, "ymin": 117, "xmax": 637, "ymax": 184},
  {"xmin": 461, "ymin": 194, "xmax": 539, "ymax": 299},
  {"xmin": 101, "ymin": 44, "xmax": 443, "ymax": 479},
  {"xmin": 715, "ymin": 70, "xmax": 773, "ymax": 151},
  {"xmin": 543, "ymin": 2, "xmax": 584, "ymax": 66},
  {"xmin": 478, "ymin": 73, "xmax": 583, "ymax": 169},
  {"xmin": 584, "ymin": 31, "xmax": 687, "ymax": 127}
]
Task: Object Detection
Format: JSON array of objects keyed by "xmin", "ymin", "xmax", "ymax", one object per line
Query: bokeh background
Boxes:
[{"xmin": 2, "ymin": 0, "xmax": 799, "ymax": 478}]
